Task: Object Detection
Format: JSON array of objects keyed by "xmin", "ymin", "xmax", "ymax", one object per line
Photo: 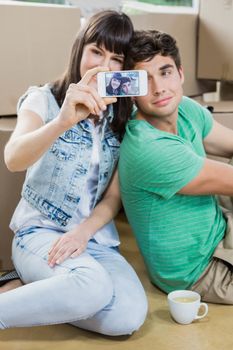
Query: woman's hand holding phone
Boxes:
[{"xmin": 57, "ymin": 67, "xmax": 117, "ymax": 130}]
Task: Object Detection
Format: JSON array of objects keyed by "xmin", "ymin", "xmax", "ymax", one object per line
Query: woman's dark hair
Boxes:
[
  {"xmin": 51, "ymin": 10, "xmax": 134, "ymax": 138},
  {"xmin": 106, "ymin": 72, "xmax": 122, "ymax": 95},
  {"xmin": 126, "ymin": 30, "xmax": 181, "ymax": 70}
]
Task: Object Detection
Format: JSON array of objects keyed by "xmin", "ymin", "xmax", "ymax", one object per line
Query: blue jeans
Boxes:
[{"xmin": 0, "ymin": 227, "xmax": 148, "ymax": 335}]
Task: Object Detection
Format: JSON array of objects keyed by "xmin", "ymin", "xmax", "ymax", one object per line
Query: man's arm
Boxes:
[
  {"xmin": 179, "ymin": 158, "xmax": 233, "ymax": 195},
  {"xmin": 180, "ymin": 119, "xmax": 233, "ymax": 196},
  {"xmin": 204, "ymin": 119, "xmax": 233, "ymax": 158}
]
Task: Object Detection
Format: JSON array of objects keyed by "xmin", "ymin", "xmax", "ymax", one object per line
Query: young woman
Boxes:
[
  {"xmin": 106, "ymin": 72, "xmax": 122, "ymax": 96},
  {"xmin": 1, "ymin": 10, "xmax": 147, "ymax": 335}
]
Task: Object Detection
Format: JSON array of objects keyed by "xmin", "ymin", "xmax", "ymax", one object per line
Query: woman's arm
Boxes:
[
  {"xmin": 5, "ymin": 67, "xmax": 115, "ymax": 172},
  {"xmin": 48, "ymin": 169, "xmax": 121, "ymax": 267},
  {"xmin": 4, "ymin": 110, "xmax": 69, "ymax": 172}
]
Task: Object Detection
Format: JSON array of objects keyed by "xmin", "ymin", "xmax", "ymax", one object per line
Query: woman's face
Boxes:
[
  {"xmin": 111, "ymin": 78, "xmax": 121, "ymax": 90},
  {"xmin": 80, "ymin": 43, "xmax": 124, "ymax": 88}
]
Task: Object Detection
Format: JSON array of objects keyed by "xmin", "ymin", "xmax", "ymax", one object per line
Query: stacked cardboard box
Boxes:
[
  {"xmin": 0, "ymin": 2, "xmax": 81, "ymax": 268},
  {"xmin": 131, "ymin": 10, "xmax": 215, "ymax": 97},
  {"xmin": 198, "ymin": 0, "xmax": 233, "ymax": 82},
  {"xmin": 0, "ymin": 118, "xmax": 25, "ymax": 269},
  {"xmin": 0, "ymin": 1, "xmax": 81, "ymax": 116}
]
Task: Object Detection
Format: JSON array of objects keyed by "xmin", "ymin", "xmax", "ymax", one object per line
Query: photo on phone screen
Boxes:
[{"xmin": 97, "ymin": 70, "xmax": 148, "ymax": 97}]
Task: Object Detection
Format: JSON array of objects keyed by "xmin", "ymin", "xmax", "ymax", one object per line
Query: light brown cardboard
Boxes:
[
  {"xmin": 0, "ymin": 2, "xmax": 81, "ymax": 116},
  {"xmin": 197, "ymin": 0, "xmax": 233, "ymax": 81},
  {"xmin": 130, "ymin": 12, "xmax": 215, "ymax": 97},
  {"xmin": 194, "ymin": 96, "xmax": 233, "ymax": 113},
  {"xmin": 192, "ymin": 97, "xmax": 233, "ymax": 165},
  {"xmin": 0, "ymin": 118, "xmax": 25, "ymax": 269}
]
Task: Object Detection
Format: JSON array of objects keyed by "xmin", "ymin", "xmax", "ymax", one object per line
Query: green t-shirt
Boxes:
[{"xmin": 119, "ymin": 96, "xmax": 226, "ymax": 293}]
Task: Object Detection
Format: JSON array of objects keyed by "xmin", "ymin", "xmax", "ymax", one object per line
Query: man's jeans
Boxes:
[{"xmin": 0, "ymin": 227, "xmax": 148, "ymax": 335}]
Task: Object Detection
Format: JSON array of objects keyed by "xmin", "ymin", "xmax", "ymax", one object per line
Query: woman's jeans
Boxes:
[{"xmin": 0, "ymin": 227, "xmax": 148, "ymax": 335}]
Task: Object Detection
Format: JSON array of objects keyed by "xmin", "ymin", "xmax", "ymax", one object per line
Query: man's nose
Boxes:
[{"xmin": 151, "ymin": 77, "xmax": 165, "ymax": 95}]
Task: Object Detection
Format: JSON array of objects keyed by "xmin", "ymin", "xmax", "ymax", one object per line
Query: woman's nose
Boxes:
[{"xmin": 102, "ymin": 55, "xmax": 111, "ymax": 68}]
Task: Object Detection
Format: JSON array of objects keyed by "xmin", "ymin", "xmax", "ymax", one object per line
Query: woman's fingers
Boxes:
[
  {"xmin": 48, "ymin": 235, "xmax": 87, "ymax": 267},
  {"xmin": 81, "ymin": 66, "xmax": 109, "ymax": 85},
  {"xmin": 77, "ymin": 84, "xmax": 107, "ymax": 114},
  {"xmin": 103, "ymin": 97, "xmax": 117, "ymax": 105},
  {"xmin": 67, "ymin": 83, "xmax": 108, "ymax": 116},
  {"xmin": 48, "ymin": 243, "xmax": 74, "ymax": 267},
  {"xmin": 48, "ymin": 237, "xmax": 60, "ymax": 256},
  {"xmin": 70, "ymin": 249, "xmax": 82, "ymax": 258}
]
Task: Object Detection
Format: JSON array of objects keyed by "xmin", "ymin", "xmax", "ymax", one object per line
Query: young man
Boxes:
[
  {"xmin": 120, "ymin": 77, "xmax": 132, "ymax": 95},
  {"xmin": 119, "ymin": 30, "xmax": 233, "ymax": 304}
]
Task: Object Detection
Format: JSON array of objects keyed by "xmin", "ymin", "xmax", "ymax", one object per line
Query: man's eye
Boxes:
[{"xmin": 162, "ymin": 70, "xmax": 172, "ymax": 76}]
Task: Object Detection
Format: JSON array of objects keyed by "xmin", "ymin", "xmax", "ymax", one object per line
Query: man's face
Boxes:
[
  {"xmin": 122, "ymin": 81, "xmax": 131, "ymax": 94},
  {"xmin": 134, "ymin": 54, "xmax": 184, "ymax": 123}
]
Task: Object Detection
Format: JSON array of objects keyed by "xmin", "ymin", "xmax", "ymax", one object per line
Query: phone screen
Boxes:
[{"xmin": 104, "ymin": 71, "xmax": 141, "ymax": 97}]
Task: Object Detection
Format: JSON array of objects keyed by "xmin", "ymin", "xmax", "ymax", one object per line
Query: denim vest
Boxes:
[{"xmin": 19, "ymin": 85, "xmax": 120, "ymax": 227}]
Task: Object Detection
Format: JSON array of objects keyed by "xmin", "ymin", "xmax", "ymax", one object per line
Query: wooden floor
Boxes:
[{"xmin": 1, "ymin": 212, "xmax": 233, "ymax": 350}]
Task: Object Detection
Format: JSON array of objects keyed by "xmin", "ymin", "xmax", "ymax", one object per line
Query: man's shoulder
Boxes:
[
  {"xmin": 179, "ymin": 96, "xmax": 212, "ymax": 120},
  {"xmin": 179, "ymin": 96, "xmax": 203, "ymax": 113},
  {"xmin": 123, "ymin": 120, "xmax": 165, "ymax": 147}
]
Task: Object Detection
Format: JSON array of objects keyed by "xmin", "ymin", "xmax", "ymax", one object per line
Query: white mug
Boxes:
[{"xmin": 167, "ymin": 290, "xmax": 208, "ymax": 325}]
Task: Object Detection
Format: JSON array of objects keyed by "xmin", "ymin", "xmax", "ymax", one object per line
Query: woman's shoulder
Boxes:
[
  {"xmin": 21, "ymin": 84, "xmax": 53, "ymax": 100},
  {"xmin": 17, "ymin": 84, "xmax": 54, "ymax": 123}
]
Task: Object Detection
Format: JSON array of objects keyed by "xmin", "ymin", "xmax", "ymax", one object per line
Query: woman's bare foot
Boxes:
[{"xmin": 0, "ymin": 279, "xmax": 23, "ymax": 293}]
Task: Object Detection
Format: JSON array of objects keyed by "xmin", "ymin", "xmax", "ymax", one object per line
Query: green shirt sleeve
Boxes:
[
  {"xmin": 136, "ymin": 136, "xmax": 205, "ymax": 200},
  {"xmin": 179, "ymin": 96, "xmax": 213, "ymax": 139}
]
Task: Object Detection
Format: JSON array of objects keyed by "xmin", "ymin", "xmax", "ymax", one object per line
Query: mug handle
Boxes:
[{"xmin": 195, "ymin": 302, "xmax": 208, "ymax": 320}]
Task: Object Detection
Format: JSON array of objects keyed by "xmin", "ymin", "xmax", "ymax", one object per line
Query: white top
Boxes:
[{"xmin": 10, "ymin": 90, "xmax": 120, "ymax": 247}]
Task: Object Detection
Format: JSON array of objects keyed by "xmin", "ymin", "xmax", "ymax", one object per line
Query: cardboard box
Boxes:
[
  {"xmin": 197, "ymin": 0, "xmax": 233, "ymax": 81},
  {"xmin": 0, "ymin": 118, "xmax": 25, "ymax": 269},
  {"xmin": 130, "ymin": 11, "xmax": 215, "ymax": 97},
  {"xmin": 0, "ymin": 2, "xmax": 81, "ymax": 116},
  {"xmin": 192, "ymin": 97, "xmax": 233, "ymax": 167}
]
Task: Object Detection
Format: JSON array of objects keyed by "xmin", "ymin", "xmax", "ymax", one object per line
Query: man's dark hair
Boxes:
[
  {"xmin": 121, "ymin": 76, "xmax": 131, "ymax": 84},
  {"xmin": 126, "ymin": 30, "xmax": 181, "ymax": 70}
]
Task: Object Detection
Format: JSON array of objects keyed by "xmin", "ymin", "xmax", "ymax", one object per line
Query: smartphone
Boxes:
[{"xmin": 97, "ymin": 70, "xmax": 148, "ymax": 98}]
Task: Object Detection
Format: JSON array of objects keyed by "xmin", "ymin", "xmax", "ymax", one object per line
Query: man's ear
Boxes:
[{"xmin": 179, "ymin": 66, "xmax": 185, "ymax": 84}]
